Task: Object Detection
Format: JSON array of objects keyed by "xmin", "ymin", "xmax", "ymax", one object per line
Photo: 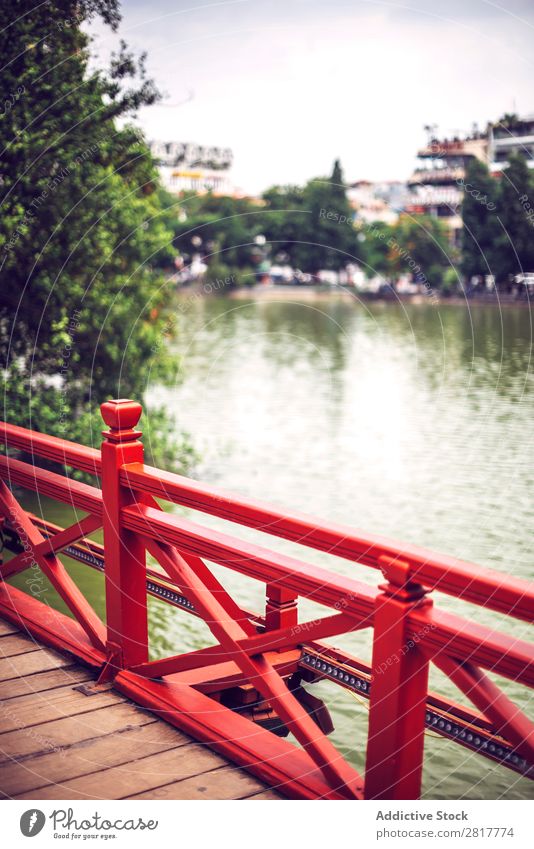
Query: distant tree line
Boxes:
[
  {"xmin": 171, "ymin": 154, "xmax": 534, "ymax": 295},
  {"xmin": 171, "ymin": 160, "xmax": 455, "ymax": 292},
  {"xmin": 461, "ymin": 153, "xmax": 534, "ymax": 285}
]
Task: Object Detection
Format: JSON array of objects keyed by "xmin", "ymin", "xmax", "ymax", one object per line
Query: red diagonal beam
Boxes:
[
  {"xmin": 124, "ymin": 502, "xmax": 377, "ymax": 617},
  {"xmin": 131, "ymin": 610, "xmax": 364, "ymax": 679},
  {"xmin": 115, "ymin": 669, "xmax": 359, "ymax": 799},
  {"xmin": 0, "ymin": 482, "xmax": 106, "ymax": 652},
  {"xmin": 137, "ymin": 488, "xmax": 256, "ymax": 637},
  {"xmin": 1, "ymin": 513, "xmax": 102, "ymax": 580},
  {"xmin": 434, "ymin": 655, "xmax": 534, "ymax": 762},
  {"xmin": 124, "ymin": 503, "xmax": 534, "ymax": 686},
  {"xmin": 145, "ymin": 536, "xmax": 362, "ymax": 798},
  {"xmin": 164, "ymin": 548, "xmax": 257, "ymax": 637}
]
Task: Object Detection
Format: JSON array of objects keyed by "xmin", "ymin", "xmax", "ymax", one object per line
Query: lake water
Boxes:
[{"xmin": 14, "ymin": 292, "xmax": 534, "ymax": 799}]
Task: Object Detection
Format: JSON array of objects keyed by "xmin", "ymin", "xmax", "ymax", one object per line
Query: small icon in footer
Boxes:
[{"xmin": 20, "ymin": 810, "xmax": 46, "ymax": 837}]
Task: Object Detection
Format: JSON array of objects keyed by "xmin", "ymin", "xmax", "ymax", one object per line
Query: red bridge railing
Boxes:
[{"xmin": 0, "ymin": 399, "xmax": 533, "ymax": 800}]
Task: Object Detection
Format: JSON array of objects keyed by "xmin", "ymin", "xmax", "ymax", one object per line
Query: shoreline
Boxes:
[{"xmin": 223, "ymin": 284, "xmax": 533, "ymax": 308}]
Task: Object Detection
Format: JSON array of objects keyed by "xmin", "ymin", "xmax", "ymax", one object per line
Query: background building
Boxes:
[
  {"xmin": 347, "ymin": 180, "xmax": 407, "ymax": 224},
  {"xmin": 405, "ymin": 114, "xmax": 534, "ymax": 245},
  {"xmin": 149, "ymin": 141, "xmax": 234, "ymax": 194},
  {"xmin": 488, "ymin": 114, "xmax": 534, "ymax": 172},
  {"xmin": 405, "ymin": 128, "xmax": 488, "ymax": 246}
]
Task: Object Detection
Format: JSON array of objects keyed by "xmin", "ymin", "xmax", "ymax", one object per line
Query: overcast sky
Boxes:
[{"xmin": 90, "ymin": 0, "xmax": 534, "ymax": 194}]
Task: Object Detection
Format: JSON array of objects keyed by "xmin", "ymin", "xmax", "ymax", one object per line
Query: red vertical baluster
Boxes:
[
  {"xmin": 364, "ymin": 555, "xmax": 432, "ymax": 799},
  {"xmin": 265, "ymin": 583, "xmax": 298, "ymax": 631},
  {"xmin": 101, "ymin": 399, "xmax": 148, "ymax": 670}
]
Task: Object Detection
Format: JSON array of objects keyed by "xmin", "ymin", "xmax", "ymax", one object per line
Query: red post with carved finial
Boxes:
[
  {"xmin": 364, "ymin": 554, "xmax": 433, "ymax": 800},
  {"xmin": 100, "ymin": 399, "xmax": 148, "ymax": 670}
]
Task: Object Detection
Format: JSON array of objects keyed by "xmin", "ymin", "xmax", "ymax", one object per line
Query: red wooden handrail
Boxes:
[
  {"xmin": 0, "ymin": 402, "xmax": 533, "ymax": 801},
  {"xmin": 2, "ymin": 417, "xmax": 533, "ymax": 621},
  {"xmin": 120, "ymin": 462, "xmax": 534, "ymax": 622},
  {"xmin": 0, "ymin": 420, "xmax": 101, "ymax": 475},
  {"xmin": 1, "ymin": 456, "xmax": 530, "ymax": 684}
]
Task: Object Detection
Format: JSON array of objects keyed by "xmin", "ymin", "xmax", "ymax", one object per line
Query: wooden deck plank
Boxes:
[
  {"xmin": 0, "ymin": 666, "xmax": 92, "ymax": 700},
  {"xmin": 245, "ymin": 789, "xmax": 285, "ymax": 800},
  {"xmin": 0, "ymin": 721, "xmax": 193, "ymax": 797},
  {"xmin": 0, "ymin": 633, "xmax": 43, "ymax": 657},
  {"xmin": 0, "ymin": 618, "xmax": 281, "ymax": 800},
  {"xmin": 0, "ymin": 704, "xmax": 157, "ymax": 763},
  {"xmin": 128, "ymin": 764, "xmax": 282, "ymax": 800},
  {"xmin": 0, "ymin": 682, "xmax": 125, "ymax": 733},
  {"xmin": 0, "ymin": 646, "xmax": 71, "ymax": 681},
  {"xmin": 17, "ymin": 744, "xmax": 230, "ymax": 799},
  {"xmin": 0, "ymin": 620, "xmax": 25, "ymax": 637}
]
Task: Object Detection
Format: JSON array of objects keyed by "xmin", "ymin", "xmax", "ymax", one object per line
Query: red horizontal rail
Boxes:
[
  {"xmin": 124, "ymin": 503, "xmax": 534, "ymax": 688},
  {"xmin": 1, "ymin": 450, "xmax": 532, "ymax": 687},
  {"xmin": 125, "ymin": 502, "xmax": 378, "ymax": 620},
  {"xmin": 411, "ymin": 605, "xmax": 534, "ymax": 688},
  {"xmin": 1, "ymin": 447, "xmax": 532, "ymax": 688},
  {"xmin": 4, "ymin": 511, "xmax": 529, "ymax": 741},
  {"xmin": 6, "ymin": 513, "xmax": 523, "ymax": 777},
  {"xmin": 120, "ymin": 462, "xmax": 534, "ymax": 622},
  {"xmin": 0, "ymin": 454, "xmax": 103, "ymax": 515},
  {"xmin": 0, "ymin": 420, "xmax": 101, "ymax": 475},
  {"xmin": 2, "ymin": 419, "xmax": 532, "ymax": 621}
]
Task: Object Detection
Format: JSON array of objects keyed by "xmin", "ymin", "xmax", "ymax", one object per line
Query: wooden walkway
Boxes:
[{"xmin": 0, "ymin": 619, "xmax": 281, "ymax": 800}]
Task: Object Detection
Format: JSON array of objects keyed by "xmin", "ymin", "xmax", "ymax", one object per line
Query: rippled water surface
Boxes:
[{"xmin": 15, "ymin": 294, "xmax": 534, "ymax": 799}]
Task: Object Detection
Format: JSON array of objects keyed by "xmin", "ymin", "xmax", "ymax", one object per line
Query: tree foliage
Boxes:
[
  {"xmin": 461, "ymin": 153, "xmax": 534, "ymax": 285},
  {"xmin": 173, "ymin": 161, "xmax": 359, "ymax": 275},
  {"xmin": 261, "ymin": 160, "xmax": 357, "ymax": 272},
  {"xmin": 0, "ymin": 1, "xmax": 188, "ymax": 464},
  {"xmin": 173, "ymin": 193, "xmax": 261, "ymax": 269},
  {"xmin": 493, "ymin": 153, "xmax": 534, "ymax": 280},
  {"xmin": 461, "ymin": 159, "xmax": 500, "ymax": 279}
]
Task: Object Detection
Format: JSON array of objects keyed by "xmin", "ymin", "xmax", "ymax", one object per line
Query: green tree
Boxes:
[
  {"xmin": 0, "ymin": 1, "xmax": 190, "ymax": 466},
  {"xmin": 357, "ymin": 221, "xmax": 394, "ymax": 277},
  {"xmin": 461, "ymin": 159, "xmax": 500, "ymax": 281},
  {"xmin": 298, "ymin": 160, "xmax": 357, "ymax": 272},
  {"xmin": 330, "ymin": 159, "xmax": 344, "ymax": 191},
  {"xmin": 171, "ymin": 163, "xmax": 359, "ymax": 279},
  {"xmin": 260, "ymin": 185, "xmax": 307, "ymax": 266},
  {"xmin": 172, "ymin": 194, "xmax": 260, "ymax": 270},
  {"xmin": 492, "ymin": 153, "xmax": 534, "ymax": 283},
  {"xmin": 262, "ymin": 161, "xmax": 358, "ymax": 273},
  {"xmin": 387, "ymin": 215, "xmax": 451, "ymax": 288}
]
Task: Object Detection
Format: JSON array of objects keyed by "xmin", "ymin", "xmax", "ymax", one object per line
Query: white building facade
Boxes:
[{"xmin": 149, "ymin": 141, "xmax": 234, "ymax": 194}]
